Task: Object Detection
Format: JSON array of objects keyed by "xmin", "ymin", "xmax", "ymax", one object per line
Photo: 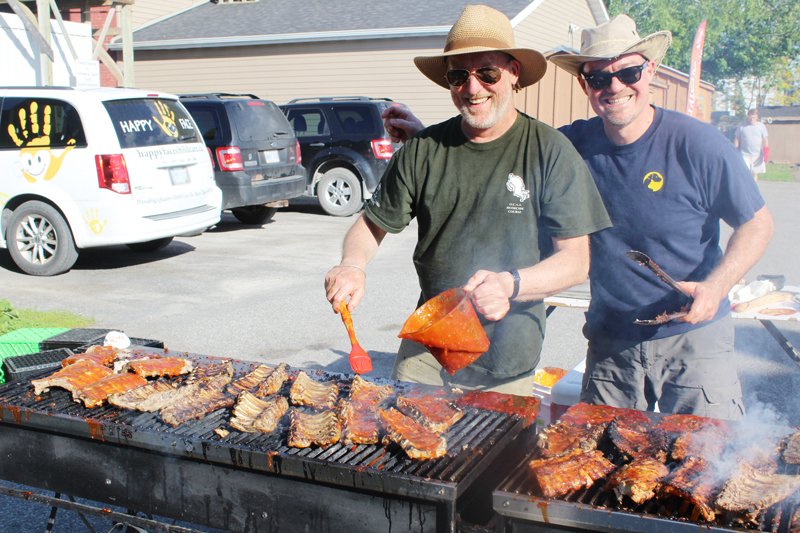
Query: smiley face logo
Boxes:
[
  {"xmin": 643, "ymin": 172, "xmax": 664, "ymax": 192},
  {"xmin": 8, "ymin": 101, "xmax": 75, "ymax": 183}
]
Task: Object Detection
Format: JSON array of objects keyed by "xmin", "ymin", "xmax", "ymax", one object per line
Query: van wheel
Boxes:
[
  {"xmin": 231, "ymin": 205, "xmax": 277, "ymax": 224},
  {"xmin": 7, "ymin": 201, "xmax": 78, "ymax": 276},
  {"xmin": 126, "ymin": 237, "xmax": 173, "ymax": 252},
  {"xmin": 318, "ymin": 168, "xmax": 362, "ymax": 217}
]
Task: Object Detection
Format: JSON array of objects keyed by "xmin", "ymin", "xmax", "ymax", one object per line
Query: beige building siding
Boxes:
[
  {"xmin": 130, "ymin": 0, "xmax": 206, "ymax": 29},
  {"xmin": 513, "ymin": 0, "xmax": 599, "ymax": 52}
]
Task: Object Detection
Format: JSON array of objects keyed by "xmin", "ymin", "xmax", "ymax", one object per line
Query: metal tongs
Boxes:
[{"xmin": 625, "ymin": 250, "xmax": 693, "ymax": 325}]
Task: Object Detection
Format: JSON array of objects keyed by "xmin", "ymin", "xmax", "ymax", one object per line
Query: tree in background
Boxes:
[{"xmin": 606, "ymin": 0, "xmax": 800, "ymax": 113}]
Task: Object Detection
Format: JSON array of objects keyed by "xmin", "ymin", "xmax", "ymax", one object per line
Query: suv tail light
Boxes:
[
  {"xmin": 95, "ymin": 154, "xmax": 131, "ymax": 194},
  {"xmin": 207, "ymin": 147, "xmax": 215, "ymax": 170},
  {"xmin": 216, "ymin": 146, "xmax": 244, "ymax": 171},
  {"xmin": 292, "ymin": 140, "xmax": 302, "ymax": 165},
  {"xmin": 371, "ymin": 139, "xmax": 393, "ymax": 160}
]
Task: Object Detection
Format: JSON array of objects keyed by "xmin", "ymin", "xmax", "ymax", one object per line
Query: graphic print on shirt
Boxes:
[
  {"xmin": 643, "ymin": 171, "xmax": 664, "ymax": 192},
  {"xmin": 506, "ymin": 173, "xmax": 529, "ymax": 214}
]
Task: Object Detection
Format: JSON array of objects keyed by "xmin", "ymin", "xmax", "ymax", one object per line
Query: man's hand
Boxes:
[
  {"xmin": 678, "ymin": 280, "xmax": 725, "ymax": 324},
  {"xmin": 325, "ymin": 265, "xmax": 366, "ymax": 312},
  {"xmin": 462, "ymin": 270, "xmax": 514, "ymax": 321},
  {"xmin": 381, "ymin": 107, "xmax": 424, "ymax": 144}
]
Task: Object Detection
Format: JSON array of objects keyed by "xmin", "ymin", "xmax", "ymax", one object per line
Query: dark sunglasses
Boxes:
[
  {"xmin": 445, "ymin": 65, "xmax": 505, "ymax": 87},
  {"xmin": 581, "ymin": 60, "xmax": 650, "ymax": 90}
]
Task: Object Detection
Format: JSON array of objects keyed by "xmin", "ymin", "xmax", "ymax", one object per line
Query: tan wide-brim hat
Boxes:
[
  {"xmin": 413, "ymin": 5, "xmax": 547, "ymax": 90},
  {"xmin": 549, "ymin": 14, "xmax": 672, "ymax": 77}
]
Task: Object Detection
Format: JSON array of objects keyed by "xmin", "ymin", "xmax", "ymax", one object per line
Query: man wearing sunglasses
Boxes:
[
  {"xmin": 325, "ymin": 5, "xmax": 611, "ymax": 394},
  {"xmin": 385, "ymin": 15, "xmax": 773, "ymax": 420}
]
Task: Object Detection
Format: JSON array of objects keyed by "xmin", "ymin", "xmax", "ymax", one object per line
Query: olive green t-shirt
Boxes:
[{"xmin": 366, "ymin": 112, "xmax": 611, "ymax": 378}]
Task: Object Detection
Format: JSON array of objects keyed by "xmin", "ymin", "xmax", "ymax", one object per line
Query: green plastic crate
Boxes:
[{"xmin": 0, "ymin": 328, "xmax": 70, "ymax": 382}]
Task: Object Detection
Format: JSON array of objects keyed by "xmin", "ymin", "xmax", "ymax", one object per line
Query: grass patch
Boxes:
[
  {"xmin": 762, "ymin": 163, "xmax": 797, "ymax": 182},
  {"xmin": 0, "ymin": 299, "xmax": 93, "ymax": 336}
]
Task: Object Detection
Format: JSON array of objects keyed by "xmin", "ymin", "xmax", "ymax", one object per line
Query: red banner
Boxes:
[{"xmin": 685, "ymin": 19, "xmax": 707, "ymax": 117}]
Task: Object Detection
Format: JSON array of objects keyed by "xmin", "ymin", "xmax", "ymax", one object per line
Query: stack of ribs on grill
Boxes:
[
  {"xmin": 529, "ymin": 402, "xmax": 800, "ymax": 525},
  {"xmin": 26, "ymin": 348, "xmax": 540, "ymax": 462}
]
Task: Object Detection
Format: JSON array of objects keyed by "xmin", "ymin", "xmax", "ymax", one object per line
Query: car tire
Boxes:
[
  {"xmin": 231, "ymin": 205, "xmax": 277, "ymax": 225},
  {"xmin": 318, "ymin": 168, "xmax": 362, "ymax": 217},
  {"xmin": 126, "ymin": 237, "xmax": 174, "ymax": 253},
  {"xmin": 6, "ymin": 200, "xmax": 79, "ymax": 276}
]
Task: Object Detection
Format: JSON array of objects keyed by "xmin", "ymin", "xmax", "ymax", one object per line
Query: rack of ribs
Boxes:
[
  {"xmin": 32, "ymin": 359, "xmax": 113, "ymax": 395},
  {"xmin": 659, "ymin": 455, "xmax": 723, "ymax": 521},
  {"xmin": 73, "ymin": 373, "xmax": 147, "ymax": 408},
  {"xmin": 254, "ymin": 362, "xmax": 290, "ymax": 397},
  {"xmin": 528, "ymin": 448, "xmax": 616, "ymax": 499},
  {"xmin": 127, "ymin": 357, "xmax": 193, "ymax": 379},
  {"xmin": 790, "ymin": 505, "xmax": 800, "ymax": 533},
  {"xmin": 782, "ymin": 430, "xmax": 800, "ymax": 464},
  {"xmin": 378, "ymin": 408, "xmax": 447, "ymax": 460},
  {"xmin": 603, "ymin": 456, "xmax": 670, "ymax": 504},
  {"xmin": 159, "ymin": 363, "xmax": 235, "ymax": 427},
  {"xmin": 62, "ymin": 345, "xmax": 117, "ymax": 368},
  {"xmin": 226, "ymin": 362, "xmax": 289, "ymax": 397},
  {"xmin": 536, "ymin": 419, "xmax": 609, "ymax": 459},
  {"xmin": 670, "ymin": 423, "xmax": 729, "ymax": 462},
  {"xmin": 338, "ymin": 376, "xmax": 395, "ymax": 445},
  {"xmin": 107, "ymin": 379, "xmax": 177, "ymax": 411},
  {"xmin": 396, "ymin": 395, "xmax": 464, "ymax": 433},
  {"xmin": 286, "ymin": 408, "xmax": 342, "ymax": 448},
  {"xmin": 186, "ymin": 360, "xmax": 234, "ymax": 387},
  {"xmin": 607, "ymin": 416, "xmax": 668, "ymax": 462},
  {"xmin": 558, "ymin": 402, "xmax": 650, "ymax": 427},
  {"xmin": 229, "ymin": 391, "xmax": 289, "ymax": 433},
  {"xmin": 715, "ymin": 459, "xmax": 800, "ymax": 524},
  {"xmin": 290, "ymin": 371, "xmax": 338, "ymax": 410}
]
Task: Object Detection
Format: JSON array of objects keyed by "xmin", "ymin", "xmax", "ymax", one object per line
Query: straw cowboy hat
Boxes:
[
  {"xmin": 549, "ymin": 14, "xmax": 672, "ymax": 77},
  {"xmin": 413, "ymin": 5, "xmax": 547, "ymax": 90}
]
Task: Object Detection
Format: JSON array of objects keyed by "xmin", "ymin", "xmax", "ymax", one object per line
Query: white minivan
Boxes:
[{"xmin": 0, "ymin": 87, "xmax": 222, "ymax": 276}]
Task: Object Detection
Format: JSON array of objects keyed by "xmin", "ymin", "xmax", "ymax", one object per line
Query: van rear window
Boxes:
[
  {"xmin": 0, "ymin": 98, "xmax": 87, "ymax": 150},
  {"xmin": 103, "ymin": 99, "xmax": 200, "ymax": 149}
]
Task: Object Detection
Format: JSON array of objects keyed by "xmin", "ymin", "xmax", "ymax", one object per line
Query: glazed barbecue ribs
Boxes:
[
  {"xmin": 716, "ymin": 459, "xmax": 800, "ymax": 524},
  {"xmin": 603, "ymin": 456, "xmax": 670, "ymax": 504},
  {"xmin": 529, "ymin": 448, "xmax": 616, "ymax": 499},
  {"xmin": 378, "ymin": 408, "xmax": 447, "ymax": 460}
]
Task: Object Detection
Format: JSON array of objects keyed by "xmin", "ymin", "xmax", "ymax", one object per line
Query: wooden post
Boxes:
[
  {"xmin": 36, "ymin": 0, "xmax": 53, "ymax": 86},
  {"xmin": 121, "ymin": 3, "xmax": 134, "ymax": 87}
]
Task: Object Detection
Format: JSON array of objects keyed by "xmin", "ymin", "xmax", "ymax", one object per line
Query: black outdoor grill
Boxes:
[
  {"xmin": 493, "ymin": 414, "xmax": 800, "ymax": 533},
  {"xmin": 0, "ymin": 349, "xmax": 532, "ymax": 533}
]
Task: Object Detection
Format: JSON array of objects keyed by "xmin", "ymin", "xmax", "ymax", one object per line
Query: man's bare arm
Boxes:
[
  {"xmin": 463, "ymin": 235, "xmax": 590, "ymax": 321},
  {"xmin": 324, "ymin": 213, "xmax": 387, "ymax": 311},
  {"xmin": 680, "ymin": 205, "xmax": 774, "ymax": 323}
]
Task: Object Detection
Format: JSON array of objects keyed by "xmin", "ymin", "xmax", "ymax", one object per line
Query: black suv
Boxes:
[
  {"xmin": 180, "ymin": 93, "xmax": 305, "ymax": 224},
  {"xmin": 280, "ymin": 97, "xmax": 408, "ymax": 217}
]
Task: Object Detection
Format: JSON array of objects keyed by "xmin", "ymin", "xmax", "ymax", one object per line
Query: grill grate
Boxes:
[{"xmin": 494, "ymin": 421, "xmax": 800, "ymax": 533}]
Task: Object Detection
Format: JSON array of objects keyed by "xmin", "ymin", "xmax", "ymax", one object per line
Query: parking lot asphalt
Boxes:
[{"xmin": 0, "ymin": 181, "xmax": 798, "ymax": 532}]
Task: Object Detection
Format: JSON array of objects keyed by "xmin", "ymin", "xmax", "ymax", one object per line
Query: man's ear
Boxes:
[{"xmin": 577, "ymin": 76, "xmax": 588, "ymax": 96}]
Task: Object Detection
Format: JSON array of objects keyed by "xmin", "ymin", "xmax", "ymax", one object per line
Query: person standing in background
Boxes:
[{"xmin": 735, "ymin": 109, "xmax": 770, "ymax": 181}]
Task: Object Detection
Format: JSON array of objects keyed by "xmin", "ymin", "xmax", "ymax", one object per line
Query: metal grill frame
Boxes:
[{"xmin": 0, "ymin": 351, "xmax": 529, "ymax": 533}]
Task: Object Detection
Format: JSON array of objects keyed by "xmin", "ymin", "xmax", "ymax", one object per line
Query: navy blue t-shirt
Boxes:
[{"xmin": 560, "ymin": 107, "xmax": 765, "ymax": 342}]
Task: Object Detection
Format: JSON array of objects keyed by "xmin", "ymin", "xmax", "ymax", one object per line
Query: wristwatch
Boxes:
[{"xmin": 508, "ymin": 269, "xmax": 521, "ymax": 300}]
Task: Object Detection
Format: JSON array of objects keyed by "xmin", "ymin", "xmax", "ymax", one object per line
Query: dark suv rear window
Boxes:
[
  {"xmin": 334, "ymin": 106, "xmax": 376, "ymax": 135},
  {"xmin": 228, "ymin": 101, "xmax": 291, "ymax": 141},
  {"xmin": 0, "ymin": 97, "xmax": 87, "ymax": 150},
  {"xmin": 103, "ymin": 98, "xmax": 200, "ymax": 149}
]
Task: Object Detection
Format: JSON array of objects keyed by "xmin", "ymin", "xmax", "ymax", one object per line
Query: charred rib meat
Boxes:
[
  {"xmin": 287, "ymin": 408, "xmax": 342, "ymax": 448},
  {"xmin": 228, "ymin": 363, "xmax": 289, "ymax": 397},
  {"xmin": 608, "ymin": 416, "xmax": 668, "ymax": 462},
  {"xmin": 659, "ymin": 455, "xmax": 723, "ymax": 521},
  {"xmin": 229, "ymin": 391, "xmax": 288, "ymax": 434},
  {"xmin": 671, "ymin": 423, "xmax": 729, "ymax": 462},
  {"xmin": 378, "ymin": 408, "xmax": 447, "ymax": 460},
  {"xmin": 396, "ymin": 395, "xmax": 464, "ymax": 433},
  {"xmin": 107, "ymin": 379, "xmax": 177, "ymax": 411},
  {"xmin": 603, "ymin": 456, "xmax": 670, "ymax": 504},
  {"xmin": 32, "ymin": 360, "xmax": 113, "ymax": 395},
  {"xmin": 73, "ymin": 373, "xmax": 147, "ymax": 408},
  {"xmin": 559, "ymin": 402, "xmax": 650, "ymax": 427},
  {"xmin": 62, "ymin": 346, "xmax": 117, "ymax": 368},
  {"xmin": 715, "ymin": 459, "xmax": 800, "ymax": 523},
  {"xmin": 160, "ymin": 386, "xmax": 234, "ymax": 427},
  {"xmin": 782, "ymin": 430, "xmax": 800, "ymax": 464},
  {"xmin": 337, "ymin": 376, "xmax": 394, "ymax": 445},
  {"xmin": 537, "ymin": 419, "xmax": 609, "ymax": 458},
  {"xmin": 127, "ymin": 357, "xmax": 192, "ymax": 378},
  {"xmin": 349, "ymin": 375, "xmax": 393, "ymax": 406},
  {"xmin": 290, "ymin": 371, "xmax": 338, "ymax": 410},
  {"xmin": 529, "ymin": 448, "xmax": 616, "ymax": 499}
]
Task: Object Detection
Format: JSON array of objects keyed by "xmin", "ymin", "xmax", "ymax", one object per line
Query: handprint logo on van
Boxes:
[
  {"xmin": 8, "ymin": 101, "xmax": 75, "ymax": 183},
  {"xmin": 82, "ymin": 208, "xmax": 107, "ymax": 234},
  {"xmin": 152, "ymin": 101, "xmax": 179, "ymax": 137}
]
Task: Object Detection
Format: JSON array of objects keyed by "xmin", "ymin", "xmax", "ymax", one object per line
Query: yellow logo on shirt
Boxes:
[{"xmin": 643, "ymin": 172, "xmax": 664, "ymax": 192}]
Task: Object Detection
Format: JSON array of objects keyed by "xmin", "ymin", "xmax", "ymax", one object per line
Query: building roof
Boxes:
[{"xmin": 118, "ymin": 0, "xmax": 608, "ymax": 50}]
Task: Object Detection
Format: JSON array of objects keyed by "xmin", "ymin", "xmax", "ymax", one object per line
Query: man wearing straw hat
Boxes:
[
  {"xmin": 387, "ymin": 14, "xmax": 773, "ymax": 419},
  {"xmin": 548, "ymin": 16, "xmax": 773, "ymax": 420},
  {"xmin": 324, "ymin": 5, "xmax": 611, "ymax": 394}
]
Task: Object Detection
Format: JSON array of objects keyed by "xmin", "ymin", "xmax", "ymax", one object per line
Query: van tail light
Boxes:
[
  {"xmin": 95, "ymin": 154, "xmax": 131, "ymax": 194},
  {"xmin": 291, "ymin": 140, "xmax": 302, "ymax": 165},
  {"xmin": 371, "ymin": 139, "xmax": 393, "ymax": 160},
  {"xmin": 207, "ymin": 147, "xmax": 215, "ymax": 170},
  {"xmin": 216, "ymin": 146, "xmax": 244, "ymax": 171}
]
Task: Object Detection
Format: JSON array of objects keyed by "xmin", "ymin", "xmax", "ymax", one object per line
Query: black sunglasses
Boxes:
[
  {"xmin": 581, "ymin": 60, "xmax": 650, "ymax": 90},
  {"xmin": 445, "ymin": 65, "xmax": 505, "ymax": 87}
]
